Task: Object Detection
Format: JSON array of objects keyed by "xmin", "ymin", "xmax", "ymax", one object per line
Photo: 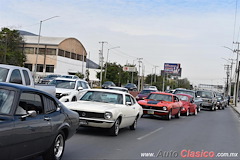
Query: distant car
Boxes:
[
  {"xmin": 136, "ymin": 89, "xmax": 158, "ymax": 101},
  {"xmin": 0, "ymin": 82, "xmax": 79, "ymax": 160},
  {"xmin": 124, "ymin": 83, "xmax": 137, "ymax": 91},
  {"xmin": 61, "ymin": 75, "xmax": 79, "ymax": 79},
  {"xmin": 196, "ymin": 90, "xmax": 217, "ymax": 111},
  {"xmin": 216, "ymin": 95, "xmax": 226, "ymax": 110},
  {"xmin": 102, "ymin": 81, "xmax": 116, "ymax": 89},
  {"xmin": 64, "ymin": 89, "xmax": 143, "ymax": 136},
  {"xmin": 148, "ymin": 86, "xmax": 158, "ymax": 90},
  {"xmin": 108, "ymin": 86, "xmax": 129, "ymax": 93},
  {"xmin": 138, "ymin": 92, "xmax": 182, "ymax": 120},
  {"xmin": 39, "ymin": 74, "xmax": 61, "ymax": 84},
  {"xmin": 176, "ymin": 94, "xmax": 198, "ymax": 116},
  {"xmin": 173, "ymin": 89, "xmax": 202, "ymax": 112},
  {"xmin": 49, "ymin": 78, "xmax": 91, "ymax": 102}
]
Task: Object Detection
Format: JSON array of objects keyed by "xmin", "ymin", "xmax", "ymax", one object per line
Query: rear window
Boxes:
[{"xmin": 0, "ymin": 67, "xmax": 9, "ymax": 82}]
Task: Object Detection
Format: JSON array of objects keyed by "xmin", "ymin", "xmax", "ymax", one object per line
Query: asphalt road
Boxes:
[{"xmin": 58, "ymin": 107, "xmax": 240, "ymax": 160}]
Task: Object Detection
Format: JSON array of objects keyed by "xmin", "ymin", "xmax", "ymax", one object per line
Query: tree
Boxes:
[{"xmin": 0, "ymin": 27, "xmax": 26, "ymax": 66}]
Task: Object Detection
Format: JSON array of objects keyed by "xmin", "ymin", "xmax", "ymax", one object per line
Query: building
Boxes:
[{"xmin": 20, "ymin": 31, "xmax": 87, "ymax": 82}]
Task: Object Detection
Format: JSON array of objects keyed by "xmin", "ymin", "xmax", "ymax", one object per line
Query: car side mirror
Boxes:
[
  {"xmin": 78, "ymin": 87, "xmax": 83, "ymax": 91},
  {"xmin": 126, "ymin": 102, "xmax": 132, "ymax": 106},
  {"xmin": 20, "ymin": 110, "xmax": 37, "ymax": 120}
]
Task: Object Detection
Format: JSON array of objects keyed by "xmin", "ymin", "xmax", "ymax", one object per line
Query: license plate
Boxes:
[
  {"xmin": 148, "ymin": 110, "xmax": 154, "ymax": 114},
  {"xmin": 80, "ymin": 120, "xmax": 88, "ymax": 125}
]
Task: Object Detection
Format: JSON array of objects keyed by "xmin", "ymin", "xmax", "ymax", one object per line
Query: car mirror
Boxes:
[
  {"xmin": 20, "ymin": 110, "xmax": 37, "ymax": 120},
  {"xmin": 78, "ymin": 87, "xmax": 83, "ymax": 91},
  {"xmin": 126, "ymin": 102, "xmax": 132, "ymax": 106}
]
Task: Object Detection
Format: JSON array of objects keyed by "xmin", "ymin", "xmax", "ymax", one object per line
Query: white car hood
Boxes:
[
  {"xmin": 56, "ymin": 88, "xmax": 75, "ymax": 94},
  {"xmin": 63, "ymin": 101, "xmax": 120, "ymax": 113}
]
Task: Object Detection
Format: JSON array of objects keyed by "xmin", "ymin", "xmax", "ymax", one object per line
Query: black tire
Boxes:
[
  {"xmin": 197, "ymin": 105, "xmax": 201, "ymax": 112},
  {"xmin": 130, "ymin": 116, "xmax": 138, "ymax": 130},
  {"xmin": 166, "ymin": 110, "xmax": 172, "ymax": 120},
  {"xmin": 43, "ymin": 131, "xmax": 65, "ymax": 160},
  {"xmin": 211, "ymin": 105, "xmax": 215, "ymax": 111},
  {"xmin": 185, "ymin": 109, "xmax": 190, "ymax": 116},
  {"xmin": 193, "ymin": 108, "xmax": 198, "ymax": 116},
  {"xmin": 175, "ymin": 109, "xmax": 181, "ymax": 118},
  {"xmin": 109, "ymin": 118, "xmax": 120, "ymax": 136}
]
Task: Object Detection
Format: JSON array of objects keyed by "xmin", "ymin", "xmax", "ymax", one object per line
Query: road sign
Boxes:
[{"xmin": 123, "ymin": 66, "xmax": 137, "ymax": 72}]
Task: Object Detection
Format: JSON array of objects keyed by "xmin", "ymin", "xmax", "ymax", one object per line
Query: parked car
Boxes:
[
  {"xmin": 0, "ymin": 64, "xmax": 55, "ymax": 96},
  {"xmin": 102, "ymin": 81, "xmax": 116, "ymax": 89},
  {"xmin": 196, "ymin": 90, "xmax": 217, "ymax": 111},
  {"xmin": 63, "ymin": 89, "xmax": 143, "ymax": 136},
  {"xmin": 39, "ymin": 74, "xmax": 61, "ymax": 84},
  {"xmin": 173, "ymin": 89, "xmax": 202, "ymax": 112},
  {"xmin": 0, "ymin": 82, "xmax": 79, "ymax": 160},
  {"xmin": 61, "ymin": 75, "xmax": 79, "ymax": 79},
  {"xmin": 216, "ymin": 95, "xmax": 226, "ymax": 110},
  {"xmin": 176, "ymin": 94, "xmax": 198, "ymax": 116},
  {"xmin": 136, "ymin": 89, "xmax": 158, "ymax": 101},
  {"xmin": 124, "ymin": 83, "xmax": 137, "ymax": 91},
  {"xmin": 108, "ymin": 86, "xmax": 129, "ymax": 93},
  {"xmin": 138, "ymin": 92, "xmax": 182, "ymax": 120},
  {"xmin": 49, "ymin": 77, "xmax": 90, "ymax": 102}
]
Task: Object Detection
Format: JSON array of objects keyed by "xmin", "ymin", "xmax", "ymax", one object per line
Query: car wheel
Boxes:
[
  {"xmin": 211, "ymin": 105, "xmax": 215, "ymax": 111},
  {"xmin": 175, "ymin": 109, "xmax": 181, "ymax": 118},
  {"xmin": 197, "ymin": 105, "xmax": 201, "ymax": 112},
  {"xmin": 72, "ymin": 96, "xmax": 77, "ymax": 101},
  {"xmin": 130, "ymin": 116, "xmax": 138, "ymax": 130},
  {"xmin": 185, "ymin": 109, "xmax": 190, "ymax": 116},
  {"xmin": 222, "ymin": 106, "xmax": 225, "ymax": 110},
  {"xmin": 193, "ymin": 108, "xmax": 198, "ymax": 116},
  {"xmin": 166, "ymin": 110, "xmax": 172, "ymax": 120},
  {"xmin": 43, "ymin": 131, "xmax": 65, "ymax": 160},
  {"xmin": 109, "ymin": 118, "xmax": 120, "ymax": 136}
]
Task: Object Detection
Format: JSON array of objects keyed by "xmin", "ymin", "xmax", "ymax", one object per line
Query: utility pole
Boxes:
[
  {"xmin": 154, "ymin": 65, "xmax": 159, "ymax": 83},
  {"xmin": 224, "ymin": 64, "xmax": 230, "ymax": 96},
  {"xmin": 137, "ymin": 58, "xmax": 143, "ymax": 91},
  {"xmin": 233, "ymin": 41, "xmax": 240, "ymax": 106},
  {"xmin": 99, "ymin": 41, "xmax": 107, "ymax": 86}
]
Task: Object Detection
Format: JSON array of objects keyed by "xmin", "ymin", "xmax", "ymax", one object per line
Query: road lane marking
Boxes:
[{"xmin": 137, "ymin": 127, "xmax": 163, "ymax": 140}]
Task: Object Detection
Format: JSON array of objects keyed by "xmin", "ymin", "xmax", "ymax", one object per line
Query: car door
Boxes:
[
  {"xmin": 12, "ymin": 92, "xmax": 52, "ymax": 158},
  {"xmin": 120, "ymin": 95, "xmax": 136, "ymax": 127},
  {"xmin": 172, "ymin": 96, "xmax": 181, "ymax": 114}
]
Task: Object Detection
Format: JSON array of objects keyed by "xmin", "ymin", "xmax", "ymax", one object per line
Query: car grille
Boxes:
[
  {"xmin": 141, "ymin": 105, "xmax": 164, "ymax": 110},
  {"xmin": 74, "ymin": 111, "xmax": 104, "ymax": 118}
]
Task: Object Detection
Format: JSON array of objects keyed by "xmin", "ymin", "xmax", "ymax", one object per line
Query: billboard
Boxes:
[
  {"xmin": 122, "ymin": 66, "xmax": 137, "ymax": 72},
  {"xmin": 164, "ymin": 63, "xmax": 181, "ymax": 77}
]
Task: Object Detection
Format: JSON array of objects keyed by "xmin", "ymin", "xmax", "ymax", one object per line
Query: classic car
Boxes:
[
  {"xmin": 136, "ymin": 89, "xmax": 158, "ymax": 101},
  {"xmin": 216, "ymin": 95, "xmax": 226, "ymax": 110},
  {"xmin": 176, "ymin": 94, "xmax": 198, "ymax": 116},
  {"xmin": 138, "ymin": 92, "xmax": 182, "ymax": 120},
  {"xmin": 196, "ymin": 90, "xmax": 218, "ymax": 111},
  {"xmin": 0, "ymin": 82, "xmax": 79, "ymax": 160},
  {"xmin": 63, "ymin": 89, "xmax": 143, "ymax": 136}
]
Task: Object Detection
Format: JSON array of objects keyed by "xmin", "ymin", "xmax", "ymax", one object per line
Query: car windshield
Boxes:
[
  {"xmin": 0, "ymin": 67, "xmax": 9, "ymax": 82},
  {"xmin": 147, "ymin": 93, "xmax": 172, "ymax": 102},
  {"xmin": 80, "ymin": 91, "xmax": 123, "ymax": 104},
  {"xmin": 0, "ymin": 89, "xmax": 15, "ymax": 115},
  {"xmin": 197, "ymin": 91, "xmax": 212, "ymax": 98},
  {"xmin": 177, "ymin": 95, "xmax": 189, "ymax": 101},
  {"xmin": 49, "ymin": 80, "xmax": 76, "ymax": 89},
  {"xmin": 175, "ymin": 90, "xmax": 194, "ymax": 97},
  {"xmin": 140, "ymin": 90, "xmax": 155, "ymax": 95}
]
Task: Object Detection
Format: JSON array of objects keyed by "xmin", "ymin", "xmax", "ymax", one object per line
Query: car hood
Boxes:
[
  {"xmin": 139, "ymin": 100, "xmax": 173, "ymax": 106},
  {"xmin": 63, "ymin": 101, "xmax": 120, "ymax": 113},
  {"xmin": 56, "ymin": 88, "xmax": 75, "ymax": 94}
]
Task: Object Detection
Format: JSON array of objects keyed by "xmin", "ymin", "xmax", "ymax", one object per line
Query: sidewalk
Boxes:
[{"xmin": 230, "ymin": 102, "xmax": 240, "ymax": 115}]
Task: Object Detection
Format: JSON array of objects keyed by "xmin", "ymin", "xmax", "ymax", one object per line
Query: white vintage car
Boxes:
[{"xmin": 63, "ymin": 89, "xmax": 143, "ymax": 136}]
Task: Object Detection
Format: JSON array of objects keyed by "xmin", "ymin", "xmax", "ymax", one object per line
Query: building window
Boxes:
[
  {"xmin": 58, "ymin": 49, "xmax": 64, "ymax": 57},
  {"xmin": 46, "ymin": 48, "xmax": 56, "ymax": 55},
  {"xmin": 84, "ymin": 55, "xmax": 86, "ymax": 62},
  {"xmin": 65, "ymin": 51, "xmax": 70, "ymax": 58},
  {"xmin": 77, "ymin": 54, "xmax": 81, "ymax": 60},
  {"xmin": 23, "ymin": 47, "xmax": 34, "ymax": 54},
  {"xmin": 71, "ymin": 53, "xmax": 76, "ymax": 60},
  {"xmin": 39, "ymin": 48, "xmax": 46, "ymax": 55},
  {"xmin": 24, "ymin": 63, "xmax": 33, "ymax": 71},
  {"xmin": 46, "ymin": 65, "xmax": 54, "ymax": 73},
  {"xmin": 37, "ymin": 64, "xmax": 44, "ymax": 72}
]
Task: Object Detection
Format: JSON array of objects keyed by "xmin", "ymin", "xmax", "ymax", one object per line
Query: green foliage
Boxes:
[
  {"xmin": 75, "ymin": 72, "xmax": 84, "ymax": 79},
  {"xmin": 0, "ymin": 27, "xmax": 26, "ymax": 66}
]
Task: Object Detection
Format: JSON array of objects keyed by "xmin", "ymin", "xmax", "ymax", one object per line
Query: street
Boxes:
[{"xmin": 60, "ymin": 107, "xmax": 240, "ymax": 160}]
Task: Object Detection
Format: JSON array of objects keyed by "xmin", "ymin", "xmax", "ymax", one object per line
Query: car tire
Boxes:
[
  {"xmin": 109, "ymin": 118, "xmax": 120, "ymax": 136},
  {"xmin": 211, "ymin": 105, "xmax": 215, "ymax": 111},
  {"xmin": 130, "ymin": 116, "xmax": 138, "ymax": 130},
  {"xmin": 166, "ymin": 110, "xmax": 172, "ymax": 120},
  {"xmin": 175, "ymin": 109, "xmax": 181, "ymax": 118},
  {"xmin": 197, "ymin": 105, "xmax": 201, "ymax": 112},
  {"xmin": 185, "ymin": 109, "xmax": 190, "ymax": 116},
  {"xmin": 193, "ymin": 108, "xmax": 198, "ymax": 116},
  {"xmin": 42, "ymin": 131, "xmax": 65, "ymax": 160}
]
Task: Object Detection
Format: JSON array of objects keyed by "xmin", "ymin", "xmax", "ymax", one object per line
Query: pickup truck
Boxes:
[{"xmin": 0, "ymin": 64, "xmax": 55, "ymax": 96}]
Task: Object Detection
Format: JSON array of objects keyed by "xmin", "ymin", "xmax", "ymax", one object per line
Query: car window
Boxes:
[
  {"xmin": 43, "ymin": 96, "xmax": 57, "ymax": 114},
  {"xmin": 77, "ymin": 81, "xmax": 82, "ymax": 88},
  {"xmin": 81, "ymin": 81, "xmax": 89, "ymax": 89},
  {"xmin": 18, "ymin": 92, "xmax": 43, "ymax": 115},
  {"xmin": 125, "ymin": 95, "xmax": 133, "ymax": 105},
  {"xmin": 22, "ymin": 70, "xmax": 31, "ymax": 85},
  {"xmin": 0, "ymin": 67, "xmax": 9, "ymax": 82},
  {"xmin": 0, "ymin": 89, "xmax": 15, "ymax": 115},
  {"xmin": 10, "ymin": 69, "xmax": 22, "ymax": 84}
]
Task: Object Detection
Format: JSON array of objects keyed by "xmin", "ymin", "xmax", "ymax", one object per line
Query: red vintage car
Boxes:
[
  {"xmin": 176, "ymin": 94, "xmax": 198, "ymax": 116},
  {"xmin": 138, "ymin": 92, "xmax": 182, "ymax": 120}
]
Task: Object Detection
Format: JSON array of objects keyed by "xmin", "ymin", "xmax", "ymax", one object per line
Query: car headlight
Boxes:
[
  {"xmin": 162, "ymin": 106, "xmax": 167, "ymax": 111},
  {"xmin": 61, "ymin": 93, "xmax": 70, "ymax": 96},
  {"xmin": 104, "ymin": 112, "xmax": 112, "ymax": 119}
]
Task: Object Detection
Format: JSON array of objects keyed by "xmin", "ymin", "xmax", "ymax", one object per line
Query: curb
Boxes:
[{"xmin": 230, "ymin": 104, "xmax": 240, "ymax": 115}]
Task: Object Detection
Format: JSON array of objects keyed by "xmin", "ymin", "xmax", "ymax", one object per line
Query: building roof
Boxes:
[{"xmin": 23, "ymin": 35, "xmax": 67, "ymax": 46}]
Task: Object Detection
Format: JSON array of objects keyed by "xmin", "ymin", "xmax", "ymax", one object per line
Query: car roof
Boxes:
[
  {"xmin": 0, "ymin": 64, "xmax": 29, "ymax": 70},
  {"xmin": 175, "ymin": 93, "xmax": 193, "ymax": 98},
  {"xmin": 150, "ymin": 92, "xmax": 174, "ymax": 96},
  {"xmin": 86, "ymin": 88, "xmax": 130, "ymax": 95},
  {"xmin": 54, "ymin": 77, "xmax": 86, "ymax": 82}
]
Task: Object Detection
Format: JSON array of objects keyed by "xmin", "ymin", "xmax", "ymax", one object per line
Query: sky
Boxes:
[{"xmin": 0, "ymin": 0, "xmax": 239, "ymax": 86}]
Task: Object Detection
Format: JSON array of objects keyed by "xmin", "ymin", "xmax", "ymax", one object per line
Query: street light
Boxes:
[
  {"xmin": 33, "ymin": 16, "xmax": 59, "ymax": 82},
  {"xmin": 104, "ymin": 46, "xmax": 120, "ymax": 79}
]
